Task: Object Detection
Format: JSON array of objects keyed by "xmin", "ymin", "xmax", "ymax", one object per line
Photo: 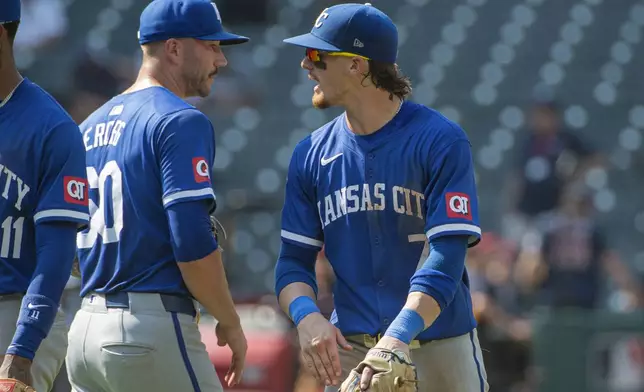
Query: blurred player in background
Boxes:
[
  {"xmin": 0, "ymin": 1, "xmax": 89, "ymax": 391},
  {"xmin": 275, "ymin": 3, "xmax": 488, "ymax": 391},
  {"xmin": 65, "ymin": 1, "xmax": 249, "ymax": 391}
]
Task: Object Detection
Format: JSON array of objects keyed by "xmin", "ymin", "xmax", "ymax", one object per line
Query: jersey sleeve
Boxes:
[
  {"xmin": 280, "ymin": 144, "xmax": 323, "ymax": 250},
  {"xmin": 34, "ymin": 121, "xmax": 90, "ymax": 226},
  {"xmin": 156, "ymin": 109, "xmax": 216, "ymax": 210},
  {"xmin": 424, "ymin": 137, "xmax": 481, "ymax": 247}
]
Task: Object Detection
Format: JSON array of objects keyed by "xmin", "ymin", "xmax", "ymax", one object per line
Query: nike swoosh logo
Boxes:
[
  {"xmin": 27, "ymin": 303, "xmax": 48, "ymax": 310},
  {"xmin": 321, "ymin": 153, "xmax": 343, "ymax": 166}
]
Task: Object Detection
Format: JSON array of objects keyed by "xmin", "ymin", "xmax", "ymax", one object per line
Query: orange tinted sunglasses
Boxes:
[{"xmin": 305, "ymin": 48, "xmax": 369, "ymax": 62}]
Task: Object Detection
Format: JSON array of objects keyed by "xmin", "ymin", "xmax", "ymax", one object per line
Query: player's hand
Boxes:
[
  {"xmin": 215, "ymin": 322, "xmax": 248, "ymax": 387},
  {"xmin": 0, "ymin": 354, "xmax": 33, "ymax": 388},
  {"xmin": 70, "ymin": 255, "xmax": 81, "ymax": 278},
  {"xmin": 359, "ymin": 336, "xmax": 410, "ymax": 390},
  {"xmin": 339, "ymin": 344, "xmax": 417, "ymax": 392},
  {"xmin": 297, "ymin": 312, "xmax": 353, "ymax": 386}
]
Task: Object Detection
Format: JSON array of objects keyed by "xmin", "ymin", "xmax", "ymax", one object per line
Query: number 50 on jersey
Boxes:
[{"xmin": 77, "ymin": 161, "xmax": 123, "ymax": 248}]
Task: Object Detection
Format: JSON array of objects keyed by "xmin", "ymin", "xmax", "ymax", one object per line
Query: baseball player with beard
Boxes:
[
  {"xmin": 0, "ymin": 1, "xmax": 90, "ymax": 391},
  {"xmin": 274, "ymin": 3, "xmax": 489, "ymax": 391},
  {"xmin": 65, "ymin": 1, "xmax": 249, "ymax": 391}
]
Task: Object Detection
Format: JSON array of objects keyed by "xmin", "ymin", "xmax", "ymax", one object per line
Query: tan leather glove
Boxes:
[{"xmin": 339, "ymin": 348, "xmax": 418, "ymax": 392}]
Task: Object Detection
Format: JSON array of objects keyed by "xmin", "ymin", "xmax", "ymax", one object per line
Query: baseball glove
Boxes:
[
  {"xmin": 209, "ymin": 215, "xmax": 227, "ymax": 249},
  {"xmin": 339, "ymin": 349, "xmax": 418, "ymax": 392},
  {"xmin": 0, "ymin": 378, "xmax": 36, "ymax": 391}
]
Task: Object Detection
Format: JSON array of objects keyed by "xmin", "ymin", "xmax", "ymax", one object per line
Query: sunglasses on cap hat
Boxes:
[{"xmin": 305, "ymin": 48, "xmax": 369, "ymax": 63}]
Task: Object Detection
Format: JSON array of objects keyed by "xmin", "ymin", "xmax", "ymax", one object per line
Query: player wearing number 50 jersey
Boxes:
[
  {"xmin": 0, "ymin": 1, "xmax": 90, "ymax": 391},
  {"xmin": 66, "ymin": 1, "xmax": 249, "ymax": 391}
]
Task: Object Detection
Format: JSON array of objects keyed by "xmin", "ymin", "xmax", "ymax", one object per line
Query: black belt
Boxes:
[{"xmin": 103, "ymin": 292, "xmax": 196, "ymax": 318}]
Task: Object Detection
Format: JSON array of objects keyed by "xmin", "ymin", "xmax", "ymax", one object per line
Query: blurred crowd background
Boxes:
[{"xmin": 17, "ymin": 0, "xmax": 644, "ymax": 391}]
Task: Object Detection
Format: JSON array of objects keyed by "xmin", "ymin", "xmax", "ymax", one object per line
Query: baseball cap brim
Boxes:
[
  {"xmin": 197, "ymin": 31, "xmax": 249, "ymax": 46},
  {"xmin": 283, "ymin": 33, "xmax": 341, "ymax": 51}
]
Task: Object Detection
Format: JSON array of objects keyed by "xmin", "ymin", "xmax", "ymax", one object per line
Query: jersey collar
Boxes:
[{"xmin": 0, "ymin": 77, "xmax": 25, "ymax": 109}]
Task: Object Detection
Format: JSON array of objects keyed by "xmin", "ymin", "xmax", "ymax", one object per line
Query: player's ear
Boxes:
[
  {"xmin": 164, "ymin": 38, "xmax": 182, "ymax": 63},
  {"xmin": 348, "ymin": 58, "xmax": 360, "ymax": 75},
  {"xmin": 350, "ymin": 57, "xmax": 367, "ymax": 75}
]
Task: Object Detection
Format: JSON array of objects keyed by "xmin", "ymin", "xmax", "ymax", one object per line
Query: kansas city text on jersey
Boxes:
[
  {"xmin": 318, "ymin": 183, "xmax": 426, "ymax": 227},
  {"xmin": 0, "ymin": 164, "xmax": 30, "ymax": 212}
]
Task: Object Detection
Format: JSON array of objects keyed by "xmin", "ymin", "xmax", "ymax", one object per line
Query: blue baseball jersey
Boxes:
[
  {"xmin": 76, "ymin": 86, "xmax": 216, "ymax": 297},
  {"xmin": 0, "ymin": 79, "xmax": 89, "ymax": 294},
  {"xmin": 281, "ymin": 101, "xmax": 481, "ymax": 340}
]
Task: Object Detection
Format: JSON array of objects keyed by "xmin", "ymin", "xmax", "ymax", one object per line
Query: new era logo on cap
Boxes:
[{"xmin": 353, "ymin": 38, "xmax": 364, "ymax": 48}]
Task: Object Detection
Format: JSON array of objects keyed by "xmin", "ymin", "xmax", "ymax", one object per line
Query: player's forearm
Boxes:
[
  {"xmin": 384, "ymin": 235, "xmax": 469, "ymax": 344},
  {"xmin": 274, "ymin": 241, "xmax": 321, "ymax": 322},
  {"xmin": 382, "ymin": 292, "xmax": 441, "ymax": 345},
  {"xmin": 177, "ymin": 250, "xmax": 240, "ymax": 328},
  {"xmin": 167, "ymin": 200, "xmax": 239, "ymax": 326},
  {"xmin": 402, "ymin": 292, "xmax": 441, "ymax": 328},
  {"xmin": 408, "ymin": 235, "xmax": 468, "ymax": 311},
  {"xmin": 278, "ymin": 282, "xmax": 317, "ymax": 315},
  {"xmin": 8, "ymin": 222, "xmax": 76, "ymax": 359}
]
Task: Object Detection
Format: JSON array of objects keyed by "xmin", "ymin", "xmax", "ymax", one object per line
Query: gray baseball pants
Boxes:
[
  {"xmin": 65, "ymin": 292, "xmax": 223, "ymax": 392},
  {"xmin": 325, "ymin": 329, "xmax": 489, "ymax": 392}
]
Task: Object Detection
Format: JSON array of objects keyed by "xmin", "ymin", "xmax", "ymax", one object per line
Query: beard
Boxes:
[
  {"xmin": 312, "ymin": 90, "xmax": 331, "ymax": 109},
  {"xmin": 184, "ymin": 68, "xmax": 217, "ymax": 98},
  {"xmin": 195, "ymin": 82, "xmax": 211, "ymax": 98},
  {"xmin": 192, "ymin": 75, "xmax": 213, "ymax": 98}
]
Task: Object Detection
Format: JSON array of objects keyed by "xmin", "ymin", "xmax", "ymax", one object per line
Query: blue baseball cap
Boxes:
[
  {"xmin": 138, "ymin": 0, "xmax": 249, "ymax": 46},
  {"xmin": 283, "ymin": 3, "xmax": 398, "ymax": 64},
  {"xmin": 1, "ymin": 0, "xmax": 21, "ymax": 23}
]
